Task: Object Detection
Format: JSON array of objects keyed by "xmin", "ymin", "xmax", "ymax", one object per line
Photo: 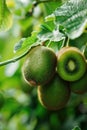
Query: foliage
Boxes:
[
  {"xmin": 0, "ymin": 0, "xmax": 12, "ymax": 31},
  {"xmin": 0, "ymin": 0, "xmax": 87, "ymax": 130}
]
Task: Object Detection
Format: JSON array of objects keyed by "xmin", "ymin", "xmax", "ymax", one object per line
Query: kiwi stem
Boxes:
[
  {"xmin": 47, "ymin": 40, "xmax": 51, "ymax": 47},
  {"xmin": 0, "ymin": 49, "xmax": 29, "ymax": 66},
  {"xmin": 82, "ymin": 43, "xmax": 87, "ymax": 54},
  {"xmin": 66, "ymin": 37, "xmax": 70, "ymax": 47},
  {"xmin": 63, "ymin": 37, "xmax": 70, "ymax": 47}
]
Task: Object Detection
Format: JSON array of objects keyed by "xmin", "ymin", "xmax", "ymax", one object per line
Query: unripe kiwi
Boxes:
[
  {"xmin": 38, "ymin": 74, "xmax": 70, "ymax": 110},
  {"xmin": 57, "ymin": 47, "xmax": 87, "ymax": 81},
  {"xmin": 21, "ymin": 80, "xmax": 33, "ymax": 94},
  {"xmin": 22, "ymin": 45, "xmax": 57, "ymax": 86},
  {"xmin": 70, "ymin": 72, "xmax": 87, "ymax": 94}
]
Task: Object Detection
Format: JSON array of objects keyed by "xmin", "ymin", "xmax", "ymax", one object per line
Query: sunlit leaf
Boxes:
[
  {"xmin": 53, "ymin": 0, "xmax": 87, "ymax": 39},
  {"xmin": 38, "ymin": 22, "xmax": 65, "ymax": 42},
  {"xmin": 14, "ymin": 38, "xmax": 26, "ymax": 53},
  {"xmin": 0, "ymin": 32, "xmax": 40, "ymax": 66},
  {"xmin": 6, "ymin": 0, "xmax": 15, "ymax": 8},
  {"xmin": 45, "ymin": 14, "xmax": 55, "ymax": 22},
  {"xmin": 14, "ymin": 31, "xmax": 38, "ymax": 53},
  {"xmin": 0, "ymin": 0, "xmax": 13, "ymax": 31}
]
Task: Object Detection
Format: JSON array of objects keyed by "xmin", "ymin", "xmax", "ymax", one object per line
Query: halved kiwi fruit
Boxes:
[
  {"xmin": 22, "ymin": 45, "xmax": 57, "ymax": 86},
  {"xmin": 38, "ymin": 74, "xmax": 70, "ymax": 110},
  {"xmin": 70, "ymin": 71, "xmax": 87, "ymax": 94},
  {"xmin": 57, "ymin": 47, "xmax": 87, "ymax": 81}
]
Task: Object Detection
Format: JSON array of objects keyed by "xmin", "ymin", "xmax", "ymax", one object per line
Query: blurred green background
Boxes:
[{"xmin": 0, "ymin": 0, "xmax": 87, "ymax": 130}]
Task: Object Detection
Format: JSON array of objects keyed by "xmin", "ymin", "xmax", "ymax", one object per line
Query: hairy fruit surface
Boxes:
[
  {"xmin": 22, "ymin": 46, "xmax": 57, "ymax": 86},
  {"xmin": 38, "ymin": 74, "xmax": 70, "ymax": 110}
]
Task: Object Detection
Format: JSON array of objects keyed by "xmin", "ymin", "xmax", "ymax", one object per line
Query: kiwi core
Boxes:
[
  {"xmin": 68, "ymin": 60, "xmax": 76, "ymax": 71},
  {"xmin": 57, "ymin": 47, "xmax": 87, "ymax": 81}
]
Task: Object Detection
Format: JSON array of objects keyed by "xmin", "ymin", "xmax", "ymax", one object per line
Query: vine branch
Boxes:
[
  {"xmin": 0, "ymin": 49, "xmax": 29, "ymax": 66},
  {"xmin": 26, "ymin": 0, "xmax": 59, "ymax": 16}
]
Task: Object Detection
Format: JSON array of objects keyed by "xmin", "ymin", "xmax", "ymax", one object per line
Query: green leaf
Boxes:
[
  {"xmin": 45, "ymin": 14, "xmax": 55, "ymax": 22},
  {"xmin": 0, "ymin": 32, "xmax": 40, "ymax": 66},
  {"xmin": 38, "ymin": 22, "xmax": 65, "ymax": 42},
  {"xmin": 14, "ymin": 31, "xmax": 38, "ymax": 53},
  {"xmin": 84, "ymin": 43, "xmax": 87, "ymax": 59},
  {"xmin": 53, "ymin": 0, "xmax": 87, "ymax": 39},
  {"xmin": 14, "ymin": 38, "xmax": 26, "ymax": 53},
  {"xmin": 43, "ymin": 1, "xmax": 62, "ymax": 15},
  {"xmin": 45, "ymin": 40, "xmax": 64, "ymax": 53},
  {"xmin": 0, "ymin": 0, "xmax": 13, "ymax": 31},
  {"xmin": 70, "ymin": 33, "xmax": 87, "ymax": 50},
  {"xmin": 72, "ymin": 126, "xmax": 81, "ymax": 130},
  {"xmin": 0, "ymin": 50, "xmax": 29, "ymax": 66}
]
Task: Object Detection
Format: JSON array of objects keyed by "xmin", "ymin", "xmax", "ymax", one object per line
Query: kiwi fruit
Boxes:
[
  {"xmin": 37, "ymin": 74, "xmax": 70, "ymax": 110},
  {"xmin": 57, "ymin": 47, "xmax": 87, "ymax": 81},
  {"xmin": 22, "ymin": 45, "xmax": 57, "ymax": 86},
  {"xmin": 21, "ymin": 80, "xmax": 33, "ymax": 94},
  {"xmin": 70, "ymin": 71, "xmax": 87, "ymax": 94}
]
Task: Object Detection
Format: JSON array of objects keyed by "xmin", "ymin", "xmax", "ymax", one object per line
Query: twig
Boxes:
[
  {"xmin": 0, "ymin": 49, "xmax": 29, "ymax": 66},
  {"xmin": 26, "ymin": 0, "xmax": 59, "ymax": 17}
]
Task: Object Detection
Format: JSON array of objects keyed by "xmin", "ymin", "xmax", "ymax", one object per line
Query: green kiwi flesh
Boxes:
[
  {"xmin": 70, "ymin": 72, "xmax": 87, "ymax": 94},
  {"xmin": 38, "ymin": 74, "xmax": 70, "ymax": 110},
  {"xmin": 22, "ymin": 46, "xmax": 57, "ymax": 86},
  {"xmin": 57, "ymin": 47, "xmax": 87, "ymax": 81}
]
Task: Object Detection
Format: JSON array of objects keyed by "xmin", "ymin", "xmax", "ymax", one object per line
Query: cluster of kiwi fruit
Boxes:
[{"xmin": 22, "ymin": 45, "xmax": 87, "ymax": 111}]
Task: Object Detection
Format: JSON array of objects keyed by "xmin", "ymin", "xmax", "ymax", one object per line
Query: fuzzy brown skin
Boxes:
[
  {"xmin": 22, "ymin": 46, "xmax": 57, "ymax": 86},
  {"xmin": 57, "ymin": 46, "xmax": 87, "ymax": 81},
  {"xmin": 38, "ymin": 74, "xmax": 70, "ymax": 111}
]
